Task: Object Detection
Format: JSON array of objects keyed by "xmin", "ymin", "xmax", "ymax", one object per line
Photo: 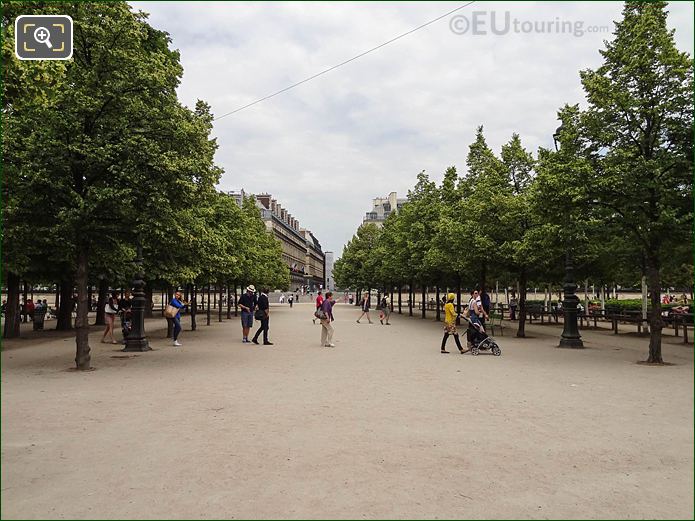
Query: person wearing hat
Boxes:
[
  {"xmin": 379, "ymin": 294, "xmax": 391, "ymax": 325},
  {"xmin": 238, "ymin": 285, "xmax": 258, "ymax": 343},
  {"xmin": 442, "ymin": 292, "xmax": 466, "ymax": 354}
]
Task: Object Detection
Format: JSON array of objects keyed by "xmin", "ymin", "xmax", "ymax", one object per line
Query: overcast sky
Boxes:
[{"xmin": 130, "ymin": 1, "xmax": 694, "ymax": 256}]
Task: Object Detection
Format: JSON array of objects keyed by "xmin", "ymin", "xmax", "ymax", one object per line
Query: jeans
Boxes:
[
  {"xmin": 170, "ymin": 316, "xmax": 181, "ymax": 340},
  {"xmin": 252, "ymin": 316, "xmax": 269, "ymax": 343}
]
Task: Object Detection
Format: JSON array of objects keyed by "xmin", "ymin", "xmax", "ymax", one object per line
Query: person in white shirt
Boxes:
[{"xmin": 101, "ymin": 291, "xmax": 120, "ymax": 344}]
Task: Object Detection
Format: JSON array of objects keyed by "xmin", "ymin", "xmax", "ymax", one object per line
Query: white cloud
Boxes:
[{"xmin": 131, "ymin": 1, "xmax": 694, "ymax": 255}]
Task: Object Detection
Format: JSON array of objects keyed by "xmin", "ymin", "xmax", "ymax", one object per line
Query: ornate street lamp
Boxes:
[
  {"xmin": 123, "ymin": 243, "xmax": 151, "ymax": 352},
  {"xmin": 554, "ymin": 124, "xmax": 584, "ymax": 349}
]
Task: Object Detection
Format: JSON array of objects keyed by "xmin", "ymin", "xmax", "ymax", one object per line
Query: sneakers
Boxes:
[
  {"xmin": 324, "ymin": 343, "xmax": 335, "ymax": 348},
  {"xmin": 251, "ymin": 338, "xmax": 259, "ymax": 345},
  {"xmin": 173, "ymin": 340, "xmax": 182, "ymax": 347},
  {"xmin": 263, "ymin": 342, "xmax": 274, "ymax": 346},
  {"xmin": 242, "ymin": 338, "xmax": 248, "ymax": 343}
]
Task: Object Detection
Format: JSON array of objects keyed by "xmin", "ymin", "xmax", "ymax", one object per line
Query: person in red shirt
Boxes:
[
  {"xmin": 26, "ymin": 299, "xmax": 36, "ymax": 322},
  {"xmin": 313, "ymin": 291, "xmax": 324, "ymax": 324}
]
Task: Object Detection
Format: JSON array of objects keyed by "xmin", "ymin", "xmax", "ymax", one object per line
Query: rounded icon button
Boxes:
[{"xmin": 449, "ymin": 14, "xmax": 470, "ymax": 35}]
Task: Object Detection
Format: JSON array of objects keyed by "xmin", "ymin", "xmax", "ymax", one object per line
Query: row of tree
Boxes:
[
  {"xmin": 2, "ymin": 2, "xmax": 289, "ymax": 368},
  {"xmin": 334, "ymin": 2, "xmax": 693, "ymax": 364}
]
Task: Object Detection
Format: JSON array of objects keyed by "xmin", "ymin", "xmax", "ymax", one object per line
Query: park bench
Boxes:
[
  {"xmin": 488, "ymin": 312, "xmax": 505, "ymax": 336},
  {"xmin": 669, "ymin": 312, "xmax": 692, "ymax": 344},
  {"xmin": 606, "ymin": 311, "xmax": 648, "ymax": 334},
  {"xmin": 525, "ymin": 306, "xmax": 559, "ymax": 325}
]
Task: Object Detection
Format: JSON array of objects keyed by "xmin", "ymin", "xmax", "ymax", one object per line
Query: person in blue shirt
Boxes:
[
  {"xmin": 238, "ymin": 285, "xmax": 258, "ymax": 343},
  {"xmin": 169, "ymin": 291, "xmax": 187, "ymax": 347}
]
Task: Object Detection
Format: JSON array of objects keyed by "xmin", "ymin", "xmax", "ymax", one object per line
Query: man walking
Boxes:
[
  {"xmin": 239, "ymin": 285, "xmax": 257, "ymax": 343},
  {"xmin": 252, "ymin": 288, "xmax": 273, "ymax": 346}
]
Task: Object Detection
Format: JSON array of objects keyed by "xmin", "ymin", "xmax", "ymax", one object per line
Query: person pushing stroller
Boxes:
[{"xmin": 441, "ymin": 293, "xmax": 468, "ymax": 354}]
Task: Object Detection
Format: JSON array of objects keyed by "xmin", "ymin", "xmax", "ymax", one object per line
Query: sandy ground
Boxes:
[{"xmin": 1, "ymin": 303, "xmax": 693, "ymax": 520}]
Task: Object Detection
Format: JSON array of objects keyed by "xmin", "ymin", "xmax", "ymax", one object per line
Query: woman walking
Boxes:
[
  {"xmin": 320, "ymin": 291, "xmax": 336, "ymax": 347},
  {"xmin": 379, "ymin": 295, "xmax": 391, "ymax": 325},
  {"xmin": 101, "ymin": 291, "xmax": 120, "ymax": 344},
  {"xmin": 442, "ymin": 292, "xmax": 466, "ymax": 354},
  {"xmin": 356, "ymin": 293, "xmax": 373, "ymax": 324},
  {"xmin": 168, "ymin": 291, "xmax": 187, "ymax": 347}
]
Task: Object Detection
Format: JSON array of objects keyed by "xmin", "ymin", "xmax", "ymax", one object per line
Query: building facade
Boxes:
[
  {"xmin": 363, "ymin": 191, "xmax": 407, "ymax": 227},
  {"xmin": 324, "ymin": 251, "xmax": 335, "ymax": 291},
  {"xmin": 250, "ymin": 193, "xmax": 325, "ymax": 292}
]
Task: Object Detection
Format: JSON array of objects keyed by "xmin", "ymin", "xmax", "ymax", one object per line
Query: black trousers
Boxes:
[
  {"xmin": 441, "ymin": 332, "xmax": 463, "ymax": 351},
  {"xmin": 252, "ymin": 316, "xmax": 269, "ymax": 343}
]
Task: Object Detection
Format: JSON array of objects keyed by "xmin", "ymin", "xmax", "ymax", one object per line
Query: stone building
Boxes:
[
  {"xmin": 249, "ymin": 193, "xmax": 325, "ymax": 292},
  {"xmin": 362, "ymin": 191, "xmax": 407, "ymax": 227}
]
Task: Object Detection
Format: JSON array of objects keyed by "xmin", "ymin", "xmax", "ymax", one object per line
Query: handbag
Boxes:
[
  {"xmin": 164, "ymin": 304, "xmax": 179, "ymax": 318},
  {"xmin": 254, "ymin": 309, "xmax": 265, "ymax": 320},
  {"xmin": 314, "ymin": 309, "xmax": 327, "ymax": 320}
]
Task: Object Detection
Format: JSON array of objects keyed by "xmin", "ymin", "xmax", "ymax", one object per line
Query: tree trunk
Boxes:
[
  {"xmin": 398, "ymin": 286, "xmax": 402, "ymax": 314},
  {"xmin": 456, "ymin": 277, "xmax": 462, "ymax": 315},
  {"xmin": 234, "ymin": 285, "xmax": 238, "ymax": 317},
  {"xmin": 218, "ymin": 285, "xmax": 223, "ymax": 322},
  {"xmin": 435, "ymin": 286, "xmax": 441, "ymax": 321},
  {"xmin": 22, "ymin": 281, "xmax": 28, "ymax": 322},
  {"xmin": 56, "ymin": 279, "xmax": 73, "ymax": 330},
  {"xmin": 3, "ymin": 271, "xmax": 21, "ymax": 338},
  {"xmin": 516, "ymin": 270, "xmax": 528, "ymax": 338},
  {"xmin": 74, "ymin": 245, "xmax": 91, "ymax": 370},
  {"xmin": 55, "ymin": 284, "xmax": 60, "ymax": 308},
  {"xmin": 144, "ymin": 284, "xmax": 154, "ymax": 319},
  {"xmin": 421, "ymin": 286, "xmax": 426, "ymax": 319},
  {"xmin": 646, "ymin": 258, "xmax": 664, "ymax": 363},
  {"xmin": 95, "ymin": 278, "xmax": 108, "ymax": 326},
  {"xmin": 480, "ymin": 263, "xmax": 487, "ymax": 293},
  {"xmin": 206, "ymin": 284, "xmax": 211, "ymax": 326},
  {"xmin": 191, "ymin": 284, "xmax": 197, "ymax": 331},
  {"xmin": 166, "ymin": 286, "xmax": 174, "ymax": 338},
  {"xmin": 408, "ymin": 282, "xmax": 413, "ymax": 317},
  {"xmin": 227, "ymin": 285, "xmax": 232, "ymax": 319}
]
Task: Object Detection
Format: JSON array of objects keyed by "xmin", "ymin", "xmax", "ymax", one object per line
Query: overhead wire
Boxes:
[{"xmin": 213, "ymin": 1, "xmax": 476, "ymax": 120}]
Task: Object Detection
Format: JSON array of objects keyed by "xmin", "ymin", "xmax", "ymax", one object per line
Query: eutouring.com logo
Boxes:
[{"xmin": 450, "ymin": 11, "xmax": 610, "ymax": 37}]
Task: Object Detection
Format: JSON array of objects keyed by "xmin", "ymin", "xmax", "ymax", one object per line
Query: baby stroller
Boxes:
[{"xmin": 460, "ymin": 315, "xmax": 501, "ymax": 356}]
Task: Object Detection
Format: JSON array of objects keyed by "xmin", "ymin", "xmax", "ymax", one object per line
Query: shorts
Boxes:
[{"xmin": 240, "ymin": 311, "xmax": 253, "ymax": 328}]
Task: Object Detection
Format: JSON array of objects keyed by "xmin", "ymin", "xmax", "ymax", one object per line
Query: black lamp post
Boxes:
[
  {"xmin": 123, "ymin": 243, "xmax": 151, "ymax": 352},
  {"xmin": 554, "ymin": 125, "xmax": 584, "ymax": 349}
]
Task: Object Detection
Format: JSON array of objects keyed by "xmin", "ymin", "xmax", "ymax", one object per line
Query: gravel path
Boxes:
[{"xmin": 2, "ymin": 302, "xmax": 692, "ymax": 519}]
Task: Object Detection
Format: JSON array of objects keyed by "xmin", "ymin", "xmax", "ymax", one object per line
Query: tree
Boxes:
[
  {"xmin": 333, "ymin": 223, "xmax": 382, "ymax": 292},
  {"xmin": 3, "ymin": 3, "xmax": 195, "ymax": 367},
  {"xmin": 577, "ymin": 1, "xmax": 693, "ymax": 363}
]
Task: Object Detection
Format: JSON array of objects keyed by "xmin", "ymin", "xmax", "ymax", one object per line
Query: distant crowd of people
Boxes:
[{"xmin": 8, "ymin": 285, "xmax": 692, "ymax": 355}]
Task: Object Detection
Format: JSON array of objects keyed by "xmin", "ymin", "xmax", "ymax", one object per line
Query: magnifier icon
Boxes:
[{"xmin": 33, "ymin": 26, "xmax": 53, "ymax": 49}]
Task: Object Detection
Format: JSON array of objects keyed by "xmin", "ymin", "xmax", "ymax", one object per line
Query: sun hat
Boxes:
[{"xmin": 246, "ymin": 285, "xmax": 256, "ymax": 292}]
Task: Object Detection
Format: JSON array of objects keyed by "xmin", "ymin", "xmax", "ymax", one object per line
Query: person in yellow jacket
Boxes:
[{"xmin": 442, "ymin": 292, "xmax": 467, "ymax": 354}]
